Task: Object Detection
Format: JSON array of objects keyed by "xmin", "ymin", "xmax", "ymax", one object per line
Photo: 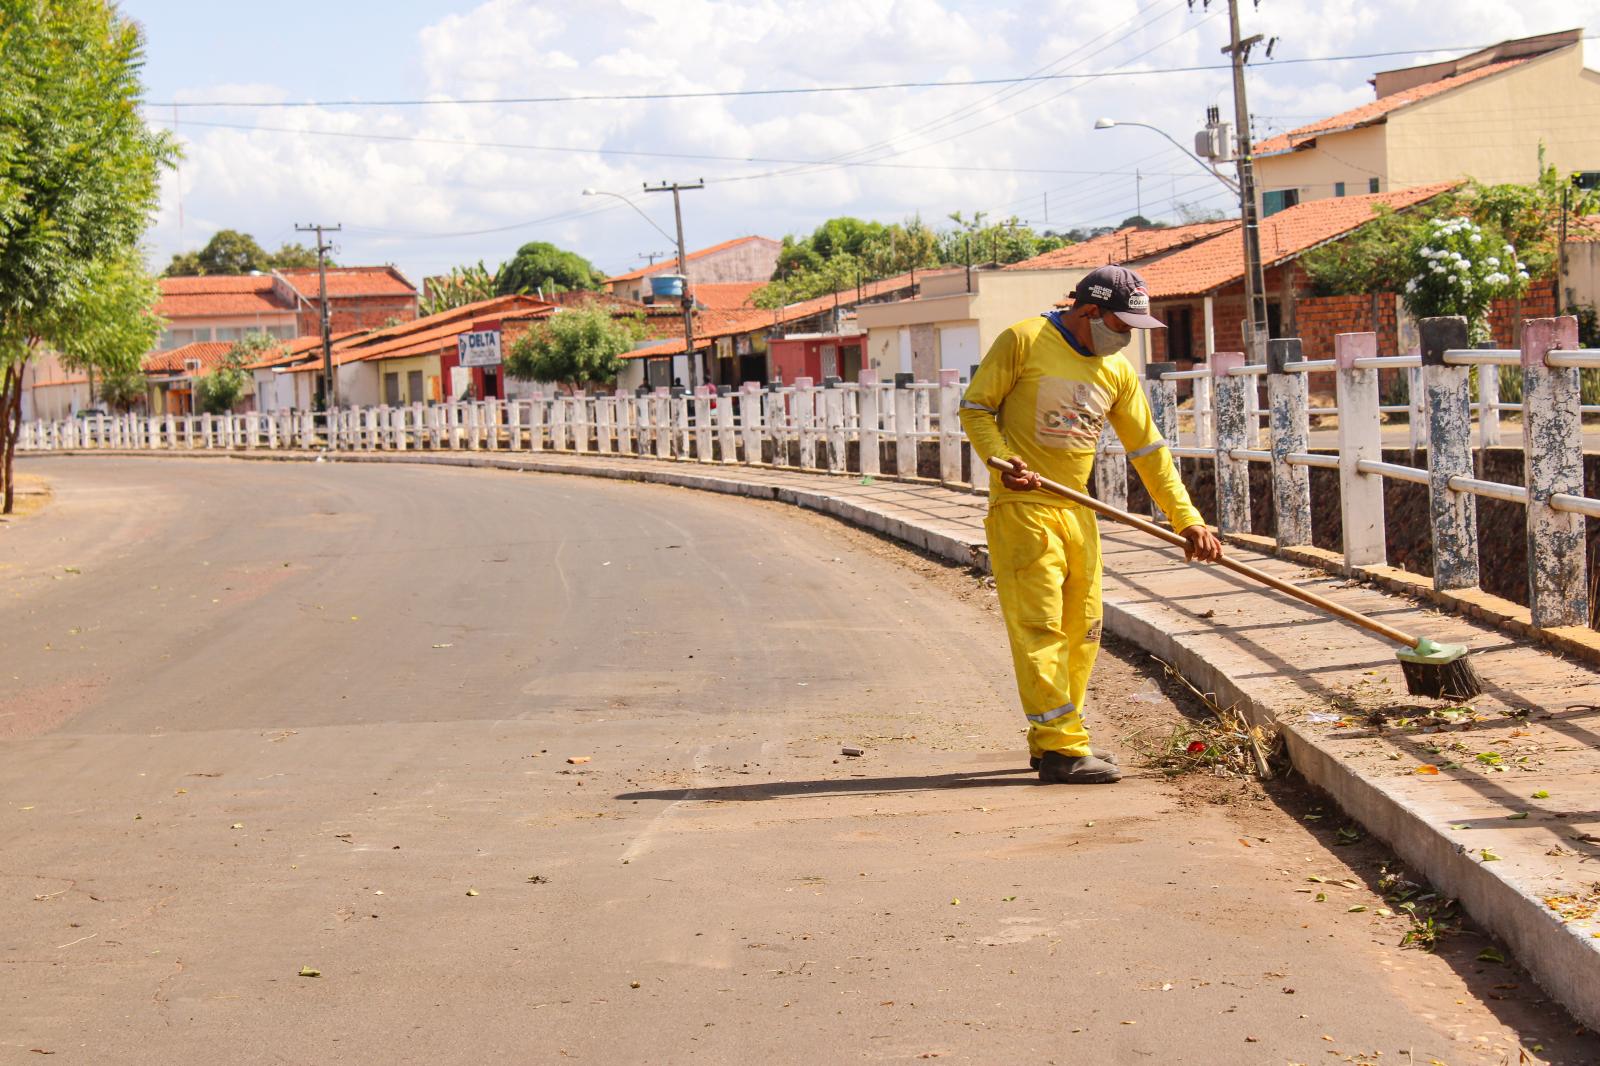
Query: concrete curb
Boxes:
[{"xmin": 23, "ymin": 447, "xmax": 1600, "ymax": 1030}]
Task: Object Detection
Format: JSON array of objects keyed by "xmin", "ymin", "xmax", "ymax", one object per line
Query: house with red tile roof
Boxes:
[
  {"xmin": 279, "ymin": 294, "xmax": 556, "ymax": 409},
  {"xmin": 153, "ymin": 267, "xmax": 418, "ymax": 353},
  {"xmin": 1133, "ymin": 185, "xmax": 1466, "ymax": 363},
  {"xmin": 1253, "ymin": 29, "xmax": 1599, "ymax": 219},
  {"xmin": 604, "ymin": 236, "xmax": 780, "ymax": 303},
  {"xmin": 616, "ymin": 269, "xmax": 959, "ymax": 389}
]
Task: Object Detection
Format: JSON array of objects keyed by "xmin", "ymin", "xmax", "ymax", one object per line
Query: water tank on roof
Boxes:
[{"xmin": 650, "ymin": 274, "xmax": 686, "ymax": 299}]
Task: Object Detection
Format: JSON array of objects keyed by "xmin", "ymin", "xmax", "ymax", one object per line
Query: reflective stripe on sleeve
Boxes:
[
  {"xmin": 960, "ymin": 399, "xmax": 998, "ymax": 414},
  {"xmin": 1127, "ymin": 438, "xmax": 1168, "ymax": 459},
  {"xmin": 1026, "ymin": 703, "xmax": 1076, "ymax": 725}
]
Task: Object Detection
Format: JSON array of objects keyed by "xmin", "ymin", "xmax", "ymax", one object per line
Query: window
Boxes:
[
  {"xmin": 384, "ymin": 372, "xmax": 401, "ymax": 406},
  {"xmin": 1573, "ymin": 171, "xmax": 1600, "ymax": 191},
  {"xmin": 1333, "ymin": 182, "xmax": 1346, "ymax": 198},
  {"xmin": 1368, "ymin": 178, "xmax": 1381, "ymax": 194},
  {"xmin": 157, "ymin": 326, "xmax": 211, "ymax": 350},
  {"xmin": 1261, "ymin": 189, "xmax": 1299, "ymax": 217}
]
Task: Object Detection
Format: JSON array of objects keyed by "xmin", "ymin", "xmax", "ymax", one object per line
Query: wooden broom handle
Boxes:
[{"xmin": 984, "ymin": 457, "xmax": 1420, "ymax": 649}]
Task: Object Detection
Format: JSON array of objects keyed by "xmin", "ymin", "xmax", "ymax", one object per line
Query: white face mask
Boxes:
[{"xmin": 1089, "ymin": 315, "xmax": 1132, "ymax": 356}]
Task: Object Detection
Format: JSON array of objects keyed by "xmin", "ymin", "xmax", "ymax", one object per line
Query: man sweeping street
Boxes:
[{"xmin": 960, "ymin": 264, "xmax": 1223, "ymax": 785}]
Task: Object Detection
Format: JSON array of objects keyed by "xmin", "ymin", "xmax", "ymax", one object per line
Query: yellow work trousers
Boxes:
[{"xmin": 984, "ymin": 501, "xmax": 1104, "ymax": 759}]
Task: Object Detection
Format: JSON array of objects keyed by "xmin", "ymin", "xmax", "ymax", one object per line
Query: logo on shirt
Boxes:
[{"xmin": 1036, "ymin": 376, "xmax": 1109, "ymax": 449}]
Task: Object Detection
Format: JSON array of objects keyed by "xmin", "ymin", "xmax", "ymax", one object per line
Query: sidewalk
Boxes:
[{"xmin": 24, "ymin": 445, "xmax": 1600, "ymax": 1028}]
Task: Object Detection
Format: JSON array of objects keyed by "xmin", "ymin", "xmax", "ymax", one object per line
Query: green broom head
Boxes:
[{"xmin": 1396, "ymin": 638, "xmax": 1483, "ymax": 701}]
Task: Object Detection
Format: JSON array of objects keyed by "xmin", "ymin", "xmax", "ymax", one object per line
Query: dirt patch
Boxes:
[{"xmin": 1, "ymin": 473, "xmax": 52, "ymax": 521}]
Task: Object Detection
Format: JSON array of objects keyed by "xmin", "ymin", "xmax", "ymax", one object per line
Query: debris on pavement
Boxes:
[
  {"xmin": 566, "ymin": 756, "xmax": 591, "ymax": 765},
  {"xmin": 840, "ymin": 745, "xmax": 864, "ymax": 757},
  {"xmin": 298, "ymin": 966, "xmax": 321, "ymax": 978}
]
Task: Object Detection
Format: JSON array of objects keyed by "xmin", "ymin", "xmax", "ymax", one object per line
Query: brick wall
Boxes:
[{"xmin": 297, "ymin": 296, "xmax": 419, "ymax": 337}]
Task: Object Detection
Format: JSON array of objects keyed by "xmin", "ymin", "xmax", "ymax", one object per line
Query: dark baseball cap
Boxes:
[{"xmin": 1070, "ymin": 264, "xmax": 1164, "ymax": 329}]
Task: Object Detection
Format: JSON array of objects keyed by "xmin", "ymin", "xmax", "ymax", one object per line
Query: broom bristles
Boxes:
[{"xmin": 1399, "ymin": 654, "xmax": 1484, "ymax": 701}]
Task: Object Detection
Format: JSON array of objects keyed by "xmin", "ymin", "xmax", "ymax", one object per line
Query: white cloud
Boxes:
[{"xmin": 146, "ymin": 0, "xmax": 1596, "ymax": 281}]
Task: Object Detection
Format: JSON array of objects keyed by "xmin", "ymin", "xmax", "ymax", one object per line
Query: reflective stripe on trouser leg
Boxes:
[{"xmin": 984, "ymin": 501, "xmax": 1103, "ymax": 759}]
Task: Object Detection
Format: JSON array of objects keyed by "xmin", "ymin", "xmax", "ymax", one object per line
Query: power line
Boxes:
[
  {"xmin": 150, "ymin": 116, "xmax": 1208, "ymax": 179},
  {"xmin": 147, "ymin": 39, "xmax": 1594, "ymax": 109}
]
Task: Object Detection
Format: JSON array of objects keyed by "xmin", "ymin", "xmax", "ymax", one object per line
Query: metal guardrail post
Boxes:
[
  {"xmin": 1093, "ymin": 423, "xmax": 1127, "ymax": 509},
  {"xmin": 937, "ymin": 368, "xmax": 962, "ymax": 485},
  {"xmin": 1419, "ymin": 317, "xmax": 1479, "ymax": 591},
  {"xmin": 1212, "ymin": 351, "xmax": 1252, "ymax": 534},
  {"xmin": 1521, "ymin": 315, "xmax": 1589, "ymax": 628},
  {"xmin": 1267, "ymin": 338, "xmax": 1313, "ymax": 547},
  {"xmin": 1145, "ymin": 361, "xmax": 1177, "ymax": 520},
  {"xmin": 1334, "ymin": 332, "xmax": 1387, "ymax": 567},
  {"xmin": 857, "ymin": 371, "xmax": 880, "ymax": 477}
]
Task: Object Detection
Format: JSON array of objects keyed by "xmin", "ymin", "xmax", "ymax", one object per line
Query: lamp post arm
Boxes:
[
  {"xmin": 586, "ymin": 190, "xmax": 679, "ymax": 247},
  {"xmin": 1116, "ymin": 122, "xmax": 1240, "ymax": 194}
]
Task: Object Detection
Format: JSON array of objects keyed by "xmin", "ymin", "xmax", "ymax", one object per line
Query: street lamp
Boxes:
[
  {"xmin": 1092, "ymin": 118, "xmax": 1238, "ymax": 193},
  {"xmin": 581, "ymin": 188, "xmax": 678, "ymax": 246}
]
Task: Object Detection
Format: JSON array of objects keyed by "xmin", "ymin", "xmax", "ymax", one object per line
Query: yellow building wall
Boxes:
[
  {"xmin": 373, "ymin": 355, "xmax": 442, "ymax": 405},
  {"xmin": 1254, "ymin": 124, "xmax": 1389, "ymax": 215},
  {"xmin": 1387, "ymin": 47, "xmax": 1600, "ymax": 191},
  {"xmin": 970, "ymin": 269, "xmax": 1090, "ymax": 352}
]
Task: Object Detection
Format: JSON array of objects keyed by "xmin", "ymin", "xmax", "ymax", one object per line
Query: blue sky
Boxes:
[{"xmin": 122, "ymin": 1, "xmax": 1593, "ymax": 286}]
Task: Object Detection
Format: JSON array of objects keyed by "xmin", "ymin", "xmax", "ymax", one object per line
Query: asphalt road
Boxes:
[{"xmin": 3, "ymin": 457, "xmax": 1594, "ymax": 1064}]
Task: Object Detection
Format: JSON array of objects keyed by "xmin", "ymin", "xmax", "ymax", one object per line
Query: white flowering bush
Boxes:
[{"xmin": 1402, "ymin": 216, "xmax": 1529, "ymax": 341}]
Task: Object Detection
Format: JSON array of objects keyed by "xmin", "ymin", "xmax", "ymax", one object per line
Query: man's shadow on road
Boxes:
[{"xmin": 616, "ymin": 767, "xmax": 1034, "ymax": 803}]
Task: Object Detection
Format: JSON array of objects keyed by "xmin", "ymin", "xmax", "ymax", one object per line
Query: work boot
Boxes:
[
  {"xmin": 1030, "ymin": 748, "xmax": 1117, "ymax": 771},
  {"xmin": 1036, "ymin": 751, "xmax": 1122, "ymax": 785}
]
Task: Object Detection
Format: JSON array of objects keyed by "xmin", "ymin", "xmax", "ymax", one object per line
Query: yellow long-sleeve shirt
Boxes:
[{"xmin": 959, "ymin": 314, "xmax": 1205, "ymax": 532}]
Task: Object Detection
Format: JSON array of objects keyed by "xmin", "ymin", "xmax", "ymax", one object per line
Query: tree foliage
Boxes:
[
  {"xmin": 755, "ymin": 213, "xmax": 1066, "ymax": 308},
  {"xmin": 163, "ymin": 230, "xmax": 328, "ymax": 276},
  {"xmin": 97, "ymin": 364, "xmax": 147, "ymax": 413},
  {"xmin": 0, "ymin": 0, "xmax": 175, "ymax": 511},
  {"xmin": 193, "ymin": 334, "xmax": 274, "ymax": 415},
  {"xmin": 505, "ymin": 305, "xmax": 642, "ymax": 388},
  {"xmin": 422, "ymin": 261, "xmax": 498, "ymax": 316},
  {"xmin": 495, "ymin": 242, "xmax": 604, "ymax": 297},
  {"xmin": 1401, "ymin": 216, "xmax": 1529, "ymax": 342}
]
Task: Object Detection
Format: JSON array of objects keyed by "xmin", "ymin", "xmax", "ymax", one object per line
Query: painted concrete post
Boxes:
[
  {"xmin": 824, "ymin": 381, "xmax": 847, "ymax": 473},
  {"xmin": 739, "ymin": 383, "xmax": 762, "ymax": 465},
  {"xmin": 164, "ymin": 413, "xmax": 176, "ymax": 449},
  {"xmin": 1266, "ymin": 339, "xmax": 1313, "ymax": 547},
  {"xmin": 716, "ymin": 388, "xmax": 737, "ymax": 463},
  {"xmin": 858, "ymin": 370, "xmax": 881, "ymax": 477},
  {"xmin": 1211, "ymin": 351, "xmax": 1252, "ymax": 535},
  {"xmin": 576, "ymin": 393, "xmax": 593, "ymax": 453},
  {"xmin": 894, "ymin": 378, "xmax": 916, "ymax": 478},
  {"xmin": 1144, "ymin": 361, "xmax": 1178, "ymax": 520},
  {"xmin": 95, "ymin": 414, "xmax": 106, "ymax": 450},
  {"xmin": 790, "ymin": 378, "xmax": 812, "ymax": 469},
  {"xmin": 1419, "ymin": 316, "xmax": 1479, "ymax": 592},
  {"xmin": 1521, "ymin": 316, "xmax": 1588, "ymax": 628},
  {"xmin": 652, "ymin": 390, "xmax": 670, "ymax": 459},
  {"xmin": 478, "ymin": 400, "xmax": 494, "ymax": 451},
  {"xmin": 393, "ymin": 407, "xmax": 409, "ymax": 452},
  {"xmin": 693, "ymin": 387, "xmax": 713, "ymax": 462},
  {"xmin": 150, "ymin": 416, "xmax": 163, "ymax": 450},
  {"xmin": 913, "ymin": 383, "xmax": 931, "ymax": 439},
  {"xmin": 937, "ymin": 368, "xmax": 962, "ymax": 485},
  {"xmin": 266, "ymin": 412, "xmax": 279, "ymax": 450},
  {"xmin": 669, "ymin": 393, "xmax": 688, "ymax": 459},
  {"xmin": 593, "ymin": 396, "xmax": 610, "ymax": 454},
  {"xmin": 1192, "ymin": 374, "xmax": 1213, "ymax": 447},
  {"xmin": 1094, "ymin": 422, "xmax": 1127, "ymax": 510},
  {"xmin": 464, "ymin": 402, "xmax": 480, "ymax": 451},
  {"xmin": 547, "ymin": 395, "xmax": 567, "ymax": 451},
  {"xmin": 1478, "ymin": 347, "xmax": 1502, "ymax": 449},
  {"xmin": 1407, "ymin": 366, "xmax": 1426, "ymax": 452},
  {"xmin": 1334, "ymin": 332, "xmax": 1388, "ymax": 567}
]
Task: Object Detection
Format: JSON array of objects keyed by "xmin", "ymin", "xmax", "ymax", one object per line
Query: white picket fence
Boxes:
[{"xmin": 20, "ymin": 317, "xmax": 1600, "ymax": 633}]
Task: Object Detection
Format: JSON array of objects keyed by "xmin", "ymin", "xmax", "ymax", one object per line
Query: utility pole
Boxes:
[
  {"xmin": 1218, "ymin": 0, "xmax": 1271, "ymax": 363},
  {"xmin": 643, "ymin": 181, "xmax": 705, "ymax": 389},
  {"xmin": 296, "ymin": 222, "xmax": 342, "ymax": 414}
]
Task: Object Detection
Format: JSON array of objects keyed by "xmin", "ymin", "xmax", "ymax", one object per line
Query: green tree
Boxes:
[
  {"xmin": 1402, "ymin": 216, "xmax": 1530, "ymax": 343},
  {"xmin": 193, "ymin": 333, "xmax": 274, "ymax": 415},
  {"xmin": 266, "ymin": 241, "xmax": 319, "ymax": 270},
  {"xmin": 495, "ymin": 242, "xmax": 604, "ymax": 297},
  {"xmin": 422, "ymin": 261, "xmax": 498, "ymax": 316},
  {"xmin": 162, "ymin": 231, "xmax": 329, "ymax": 276},
  {"xmin": 504, "ymin": 305, "xmax": 642, "ymax": 388},
  {"xmin": 0, "ymin": 0, "xmax": 175, "ymax": 512},
  {"xmin": 97, "ymin": 364, "xmax": 148, "ymax": 413},
  {"xmin": 52, "ymin": 249, "xmax": 164, "ymax": 389}
]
